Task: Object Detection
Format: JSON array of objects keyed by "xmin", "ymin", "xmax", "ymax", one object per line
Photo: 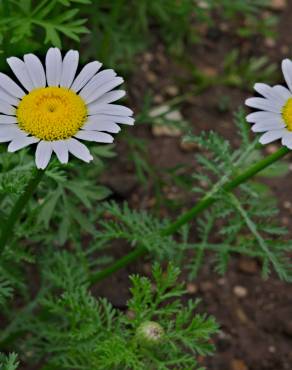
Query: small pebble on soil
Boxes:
[
  {"xmin": 186, "ymin": 282, "xmax": 198, "ymax": 294},
  {"xmin": 233, "ymin": 285, "xmax": 248, "ymax": 298}
]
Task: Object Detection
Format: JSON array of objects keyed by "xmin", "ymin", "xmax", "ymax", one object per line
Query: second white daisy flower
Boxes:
[
  {"xmin": 245, "ymin": 58, "xmax": 292, "ymax": 149},
  {"xmin": 0, "ymin": 48, "xmax": 134, "ymax": 169}
]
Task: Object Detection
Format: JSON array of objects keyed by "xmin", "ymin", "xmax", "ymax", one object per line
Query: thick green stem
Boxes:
[
  {"xmin": 89, "ymin": 146, "xmax": 290, "ymax": 285},
  {"xmin": 0, "ymin": 168, "xmax": 45, "ymax": 254}
]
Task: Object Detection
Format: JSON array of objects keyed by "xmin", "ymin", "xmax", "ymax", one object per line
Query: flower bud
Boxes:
[{"xmin": 136, "ymin": 321, "xmax": 165, "ymax": 348}]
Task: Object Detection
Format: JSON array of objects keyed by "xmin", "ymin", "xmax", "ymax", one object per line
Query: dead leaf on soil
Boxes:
[{"xmin": 230, "ymin": 359, "xmax": 249, "ymax": 370}]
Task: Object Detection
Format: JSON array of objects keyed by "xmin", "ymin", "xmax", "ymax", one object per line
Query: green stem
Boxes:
[
  {"xmin": 0, "ymin": 168, "xmax": 45, "ymax": 254},
  {"xmin": 89, "ymin": 146, "xmax": 290, "ymax": 285}
]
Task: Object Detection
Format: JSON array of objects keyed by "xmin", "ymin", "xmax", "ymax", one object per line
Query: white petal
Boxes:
[
  {"xmin": 273, "ymin": 85, "xmax": 292, "ymax": 101},
  {"xmin": 8, "ymin": 136, "xmax": 39, "ymax": 152},
  {"xmin": 45, "ymin": 47, "xmax": 62, "ymax": 86},
  {"xmin": 60, "ymin": 50, "xmax": 79, "ymax": 88},
  {"xmin": 83, "ymin": 117, "xmax": 120, "ymax": 133},
  {"xmin": 93, "ymin": 90, "xmax": 125, "ymax": 105},
  {"xmin": 252, "ymin": 121, "xmax": 285, "ymax": 132},
  {"xmin": 0, "ymin": 88, "xmax": 19, "ymax": 106},
  {"xmin": 0, "ymin": 126, "xmax": 20, "ymax": 136},
  {"xmin": 0, "ymin": 115, "xmax": 17, "ymax": 124},
  {"xmin": 246, "ymin": 111, "xmax": 281, "ymax": 123},
  {"xmin": 88, "ymin": 113, "xmax": 134, "ymax": 125},
  {"xmin": 71, "ymin": 61, "xmax": 102, "ymax": 92},
  {"xmin": 67, "ymin": 138, "xmax": 93, "ymax": 163},
  {"xmin": 0, "ymin": 123, "xmax": 17, "ymax": 128},
  {"xmin": 0, "ymin": 100, "xmax": 16, "ymax": 115},
  {"xmin": 7, "ymin": 57, "xmax": 34, "ymax": 91},
  {"xmin": 79, "ymin": 71, "xmax": 119, "ymax": 102},
  {"xmin": 259, "ymin": 129, "xmax": 285, "ymax": 144},
  {"xmin": 0, "ymin": 125, "xmax": 26, "ymax": 142},
  {"xmin": 252, "ymin": 116, "xmax": 284, "ymax": 126},
  {"xmin": 24, "ymin": 54, "xmax": 46, "ymax": 88},
  {"xmin": 84, "ymin": 77, "xmax": 124, "ymax": 105},
  {"xmin": 254, "ymin": 83, "xmax": 286, "ymax": 105},
  {"xmin": 282, "ymin": 59, "xmax": 292, "ymax": 92},
  {"xmin": 35, "ymin": 141, "xmax": 53, "ymax": 169},
  {"xmin": 88, "ymin": 103, "xmax": 133, "ymax": 116},
  {"xmin": 0, "ymin": 137, "xmax": 12, "ymax": 143},
  {"xmin": 245, "ymin": 97, "xmax": 282, "ymax": 113},
  {"xmin": 281, "ymin": 131, "xmax": 292, "ymax": 148},
  {"xmin": 254, "ymin": 83, "xmax": 271, "ymax": 97},
  {"xmin": 75, "ymin": 130, "xmax": 113, "ymax": 143},
  {"xmin": 51, "ymin": 140, "xmax": 69, "ymax": 164},
  {"xmin": 0, "ymin": 72, "xmax": 25, "ymax": 98}
]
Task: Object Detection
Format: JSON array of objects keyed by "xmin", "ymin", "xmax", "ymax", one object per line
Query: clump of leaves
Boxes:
[
  {"xmin": 185, "ymin": 108, "xmax": 292, "ymax": 280},
  {"xmin": 0, "ymin": 144, "xmax": 114, "ymax": 248},
  {"xmin": 0, "ymin": 0, "xmax": 90, "ymax": 63},
  {"xmin": 93, "ymin": 108, "xmax": 292, "ymax": 282},
  {"xmin": 0, "ymin": 353, "xmax": 19, "ymax": 370},
  {"xmin": 223, "ymin": 49, "xmax": 278, "ymax": 89},
  {"xmin": 2, "ymin": 263, "xmax": 218, "ymax": 369},
  {"xmin": 83, "ymin": 0, "xmax": 195, "ymax": 68},
  {"xmin": 205, "ymin": 0, "xmax": 277, "ymax": 39}
]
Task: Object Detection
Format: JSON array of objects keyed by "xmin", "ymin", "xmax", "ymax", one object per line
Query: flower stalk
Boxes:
[
  {"xmin": 0, "ymin": 168, "xmax": 45, "ymax": 254},
  {"xmin": 89, "ymin": 146, "xmax": 290, "ymax": 285}
]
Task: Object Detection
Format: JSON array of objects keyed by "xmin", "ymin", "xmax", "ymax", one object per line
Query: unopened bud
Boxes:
[{"xmin": 136, "ymin": 321, "xmax": 165, "ymax": 347}]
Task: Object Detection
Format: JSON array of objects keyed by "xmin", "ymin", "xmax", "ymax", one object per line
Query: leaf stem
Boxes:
[
  {"xmin": 89, "ymin": 146, "xmax": 290, "ymax": 285},
  {"xmin": 0, "ymin": 168, "xmax": 45, "ymax": 254}
]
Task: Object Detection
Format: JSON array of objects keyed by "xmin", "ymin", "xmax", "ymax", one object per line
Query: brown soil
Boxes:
[{"xmin": 96, "ymin": 2, "xmax": 292, "ymax": 370}]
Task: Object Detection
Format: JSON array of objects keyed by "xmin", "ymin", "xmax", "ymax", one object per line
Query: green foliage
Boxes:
[
  {"xmin": 0, "ymin": 145, "xmax": 114, "ymax": 248},
  {"xmin": 185, "ymin": 108, "xmax": 292, "ymax": 281},
  {"xmin": 0, "ymin": 1, "xmax": 288, "ymax": 369},
  {"xmin": 0, "ymin": 0, "xmax": 90, "ymax": 60},
  {"xmin": 179, "ymin": 50, "xmax": 277, "ymax": 98},
  {"xmin": 0, "ymin": 278, "xmax": 13, "ymax": 307},
  {"xmin": 3, "ymin": 263, "xmax": 217, "ymax": 370},
  {"xmin": 92, "ymin": 108, "xmax": 292, "ymax": 282},
  {"xmin": 0, "ymin": 0, "xmax": 278, "ymax": 72},
  {"xmin": 83, "ymin": 0, "xmax": 195, "ymax": 68},
  {"xmin": 208, "ymin": 0, "xmax": 270, "ymax": 14},
  {"xmin": 93, "ymin": 201, "xmax": 190, "ymax": 264},
  {"xmin": 0, "ymin": 146, "xmax": 218, "ymax": 369},
  {"xmin": 0, "ymin": 353, "xmax": 19, "ymax": 370},
  {"xmin": 0, "ymin": 145, "xmax": 115, "ymax": 322},
  {"xmin": 223, "ymin": 50, "xmax": 278, "ymax": 89},
  {"xmin": 205, "ymin": 0, "xmax": 277, "ymax": 38},
  {"xmin": 82, "ymin": 0, "xmax": 277, "ymax": 69}
]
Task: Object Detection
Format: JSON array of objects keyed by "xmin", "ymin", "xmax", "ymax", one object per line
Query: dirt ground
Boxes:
[{"xmin": 96, "ymin": 2, "xmax": 292, "ymax": 370}]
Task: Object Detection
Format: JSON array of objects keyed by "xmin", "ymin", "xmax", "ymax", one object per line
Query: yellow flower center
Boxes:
[
  {"xmin": 282, "ymin": 98, "xmax": 292, "ymax": 131},
  {"xmin": 16, "ymin": 87, "xmax": 87, "ymax": 141}
]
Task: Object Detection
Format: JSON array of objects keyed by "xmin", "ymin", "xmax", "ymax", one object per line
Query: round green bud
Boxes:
[{"xmin": 136, "ymin": 321, "xmax": 165, "ymax": 348}]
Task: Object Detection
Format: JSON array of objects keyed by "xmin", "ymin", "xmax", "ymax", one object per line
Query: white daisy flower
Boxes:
[
  {"xmin": 245, "ymin": 59, "xmax": 292, "ymax": 149},
  {"xmin": 0, "ymin": 48, "xmax": 134, "ymax": 169}
]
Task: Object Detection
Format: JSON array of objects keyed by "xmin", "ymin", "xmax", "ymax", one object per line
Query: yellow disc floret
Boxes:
[
  {"xmin": 17, "ymin": 87, "xmax": 87, "ymax": 141},
  {"xmin": 282, "ymin": 98, "xmax": 292, "ymax": 131}
]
